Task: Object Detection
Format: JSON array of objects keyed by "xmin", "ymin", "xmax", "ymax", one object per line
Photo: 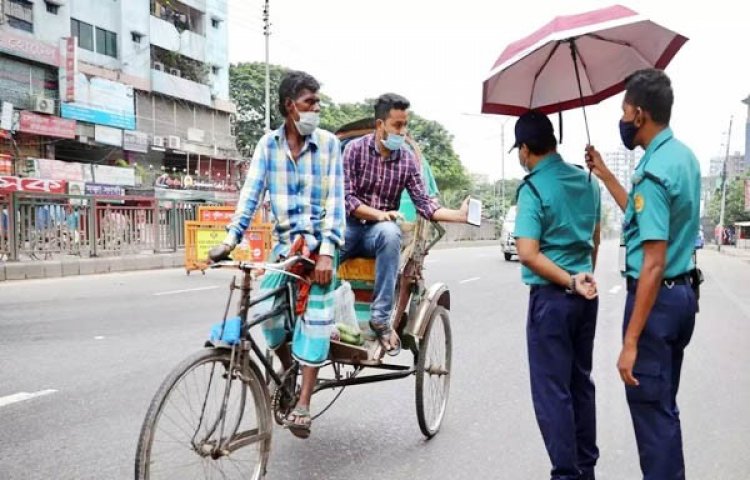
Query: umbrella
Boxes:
[{"xmin": 481, "ymin": 4, "xmax": 688, "ymax": 143}]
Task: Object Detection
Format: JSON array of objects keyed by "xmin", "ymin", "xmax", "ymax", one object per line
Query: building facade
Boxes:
[{"xmin": 0, "ymin": 0, "xmax": 240, "ymax": 201}]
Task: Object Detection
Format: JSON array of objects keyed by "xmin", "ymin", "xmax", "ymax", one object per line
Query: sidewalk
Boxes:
[
  {"xmin": 704, "ymin": 244, "xmax": 750, "ymax": 261},
  {"xmin": 0, "ymin": 252, "xmax": 184, "ymax": 282},
  {"xmin": 0, "ymin": 240, "xmax": 501, "ymax": 282}
]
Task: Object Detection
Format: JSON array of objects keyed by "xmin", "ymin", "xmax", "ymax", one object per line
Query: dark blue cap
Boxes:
[{"xmin": 510, "ymin": 110, "xmax": 555, "ymax": 152}]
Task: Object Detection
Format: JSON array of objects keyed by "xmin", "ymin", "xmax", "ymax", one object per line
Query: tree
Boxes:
[
  {"xmin": 706, "ymin": 174, "xmax": 750, "ymax": 226},
  {"xmin": 229, "ymin": 62, "xmax": 287, "ymax": 155},
  {"xmin": 229, "ymin": 63, "xmax": 470, "ymax": 192}
]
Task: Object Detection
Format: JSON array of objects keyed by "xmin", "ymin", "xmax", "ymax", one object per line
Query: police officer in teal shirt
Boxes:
[
  {"xmin": 514, "ymin": 110, "xmax": 602, "ymax": 480},
  {"xmin": 587, "ymin": 69, "xmax": 700, "ymax": 480}
]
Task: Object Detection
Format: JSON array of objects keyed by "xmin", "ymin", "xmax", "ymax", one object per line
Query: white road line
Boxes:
[
  {"xmin": 94, "ymin": 336, "xmax": 105, "ymax": 340},
  {"xmin": 459, "ymin": 277, "xmax": 481, "ymax": 284},
  {"xmin": 0, "ymin": 389, "xmax": 58, "ymax": 408},
  {"xmin": 609, "ymin": 286, "xmax": 622, "ymax": 294},
  {"xmin": 153, "ymin": 286, "xmax": 220, "ymax": 296}
]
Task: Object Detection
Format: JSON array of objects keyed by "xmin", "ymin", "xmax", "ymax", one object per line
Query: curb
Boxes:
[{"xmin": 0, "ymin": 252, "xmax": 184, "ymax": 282}]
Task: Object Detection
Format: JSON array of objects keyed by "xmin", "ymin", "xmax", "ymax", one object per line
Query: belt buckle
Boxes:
[{"xmin": 665, "ymin": 279, "xmax": 675, "ymax": 289}]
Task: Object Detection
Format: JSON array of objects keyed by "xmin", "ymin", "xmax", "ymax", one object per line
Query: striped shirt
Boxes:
[
  {"xmin": 343, "ymin": 133, "xmax": 439, "ymax": 219},
  {"xmin": 224, "ymin": 125, "xmax": 345, "ymax": 258}
]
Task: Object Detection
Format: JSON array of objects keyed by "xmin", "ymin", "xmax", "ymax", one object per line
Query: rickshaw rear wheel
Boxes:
[{"xmin": 415, "ymin": 306, "xmax": 452, "ymax": 438}]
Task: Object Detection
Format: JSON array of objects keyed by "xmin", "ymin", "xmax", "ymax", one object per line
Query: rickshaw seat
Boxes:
[{"xmin": 337, "ymin": 258, "xmax": 376, "ymax": 283}]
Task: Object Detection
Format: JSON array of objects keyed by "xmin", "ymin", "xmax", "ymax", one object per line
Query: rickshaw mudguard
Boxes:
[{"xmin": 404, "ymin": 282, "xmax": 450, "ymax": 340}]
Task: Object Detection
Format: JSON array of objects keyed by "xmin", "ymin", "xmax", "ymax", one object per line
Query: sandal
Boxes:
[
  {"xmin": 369, "ymin": 321, "xmax": 402, "ymax": 357},
  {"xmin": 283, "ymin": 407, "xmax": 311, "ymax": 439}
]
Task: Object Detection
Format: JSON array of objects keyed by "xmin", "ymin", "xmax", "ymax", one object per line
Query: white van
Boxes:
[{"xmin": 501, "ymin": 206, "xmax": 517, "ymax": 261}]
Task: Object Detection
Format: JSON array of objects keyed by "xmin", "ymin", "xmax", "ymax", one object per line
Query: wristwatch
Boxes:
[{"xmin": 565, "ymin": 275, "xmax": 576, "ymax": 295}]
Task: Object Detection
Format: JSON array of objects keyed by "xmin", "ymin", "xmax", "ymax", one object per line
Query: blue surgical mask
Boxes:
[
  {"xmin": 382, "ymin": 132, "xmax": 405, "ymax": 151},
  {"xmin": 619, "ymin": 119, "xmax": 638, "ymax": 151}
]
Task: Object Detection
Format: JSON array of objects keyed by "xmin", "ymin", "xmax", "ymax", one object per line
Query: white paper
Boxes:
[{"xmin": 468, "ymin": 198, "xmax": 482, "ymax": 226}]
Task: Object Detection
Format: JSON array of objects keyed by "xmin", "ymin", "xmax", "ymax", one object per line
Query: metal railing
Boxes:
[{"xmin": 0, "ymin": 192, "xmax": 217, "ymax": 261}]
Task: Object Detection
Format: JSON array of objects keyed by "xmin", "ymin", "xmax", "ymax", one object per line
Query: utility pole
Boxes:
[
  {"xmin": 263, "ymin": 0, "xmax": 271, "ymax": 133},
  {"xmin": 500, "ymin": 125, "xmax": 506, "ymax": 216},
  {"xmin": 718, "ymin": 116, "xmax": 733, "ymax": 252}
]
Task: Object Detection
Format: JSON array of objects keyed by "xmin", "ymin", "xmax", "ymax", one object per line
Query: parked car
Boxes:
[{"xmin": 501, "ymin": 206, "xmax": 517, "ymax": 261}]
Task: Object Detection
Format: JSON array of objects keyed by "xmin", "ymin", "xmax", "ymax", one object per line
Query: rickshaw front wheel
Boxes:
[{"xmin": 415, "ymin": 306, "xmax": 452, "ymax": 438}]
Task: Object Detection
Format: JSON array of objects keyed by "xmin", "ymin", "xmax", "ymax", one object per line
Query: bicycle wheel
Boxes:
[
  {"xmin": 135, "ymin": 348, "xmax": 272, "ymax": 479},
  {"xmin": 415, "ymin": 306, "xmax": 452, "ymax": 438}
]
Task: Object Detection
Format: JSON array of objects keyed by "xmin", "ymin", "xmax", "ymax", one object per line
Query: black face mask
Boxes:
[{"xmin": 619, "ymin": 119, "xmax": 639, "ymax": 151}]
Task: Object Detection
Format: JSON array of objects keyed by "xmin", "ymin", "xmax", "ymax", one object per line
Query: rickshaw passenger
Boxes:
[{"xmin": 341, "ymin": 93, "xmax": 469, "ymax": 354}]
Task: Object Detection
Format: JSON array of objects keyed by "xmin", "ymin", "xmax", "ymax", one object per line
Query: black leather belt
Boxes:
[{"xmin": 626, "ymin": 273, "xmax": 691, "ymax": 292}]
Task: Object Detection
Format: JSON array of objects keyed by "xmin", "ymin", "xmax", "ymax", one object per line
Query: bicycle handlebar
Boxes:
[{"xmin": 209, "ymin": 255, "xmax": 315, "ymax": 273}]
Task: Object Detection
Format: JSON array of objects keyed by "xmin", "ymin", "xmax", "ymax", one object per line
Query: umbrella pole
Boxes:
[{"xmin": 569, "ymin": 40, "xmax": 592, "ymax": 180}]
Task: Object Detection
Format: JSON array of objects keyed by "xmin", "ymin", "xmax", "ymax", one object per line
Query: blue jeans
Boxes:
[
  {"xmin": 340, "ymin": 218, "xmax": 401, "ymax": 328},
  {"xmin": 527, "ymin": 285, "xmax": 599, "ymax": 480}
]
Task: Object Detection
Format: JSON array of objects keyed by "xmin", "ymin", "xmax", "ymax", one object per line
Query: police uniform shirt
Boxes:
[
  {"xmin": 515, "ymin": 153, "xmax": 601, "ymax": 285},
  {"xmin": 623, "ymin": 128, "xmax": 701, "ymax": 279}
]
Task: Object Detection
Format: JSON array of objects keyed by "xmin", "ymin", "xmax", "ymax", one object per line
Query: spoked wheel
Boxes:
[
  {"xmin": 415, "ymin": 306, "xmax": 452, "ymax": 438},
  {"xmin": 135, "ymin": 348, "xmax": 272, "ymax": 479}
]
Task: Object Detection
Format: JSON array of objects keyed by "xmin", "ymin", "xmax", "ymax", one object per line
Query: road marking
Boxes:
[
  {"xmin": 153, "ymin": 286, "xmax": 220, "ymax": 296},
  {"xmin": 609, "ymin": 286, "xmax": 622, "ymax": 294},
  {"xmin": 94, "ymin": 336, "xmax": 105, "ymax": 340},
  {"xmin": 459, "ymin": 277, "xmax": 481, "ymax": 284},
  {"xmin": 0, "ymin": 390, "xmax": 58, "ymax": 408}
]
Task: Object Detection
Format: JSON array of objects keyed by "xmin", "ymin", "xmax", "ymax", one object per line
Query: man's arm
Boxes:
[
  {"xmin": 586, "ymin": 145, "xmax": 628, "ymax": 212},
  {"xmin": 223, "ymin": 140, "xmax": 267, "ymax": 248},
  {"xmin": 342, "ymin": 141, "xmax": 375, "ymax": 219},
  {"xmin": 592, "ymin": 222, "xmax": 601, "ymax": 271},
  {"xmin": 319, "ymin": 137, "xmax": 345, "ymax": 257},
  {"xmin": 403, "ymin": 159, "xmax": 467, "ymax": 223},
  {"xmin": 515, "ymin": 187, "xmax": 596, "ymax": 297},
  {"xmin": 618, "ymin": 240, "xmax": 666, "ymax": 385},
  {"xmin": 617, "ymin": 176, "xmax": 671, "ymax": 385}
]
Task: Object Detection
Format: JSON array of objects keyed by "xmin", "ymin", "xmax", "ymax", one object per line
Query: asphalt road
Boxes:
[{"xmin": 1, "ymin": 242, "xmax": 749, "ymax": 479}]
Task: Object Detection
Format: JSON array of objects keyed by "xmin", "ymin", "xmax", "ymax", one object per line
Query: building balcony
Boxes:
[
  {"xmin": 151, "ymin": 69, "xmax": 211, "ymax": 107},
  {"xmin": 149, "ymin": 16, "xmax": 206, "ymax": 62}
]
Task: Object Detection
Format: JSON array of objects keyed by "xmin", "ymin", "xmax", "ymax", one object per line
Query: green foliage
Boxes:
[
  {"xmin": 706, "ymin": 174, "xmax": 750, "ymax": 226},
  {"xmin": 229, "ymin": 63, "xmax": 470, "ymax": 191}
]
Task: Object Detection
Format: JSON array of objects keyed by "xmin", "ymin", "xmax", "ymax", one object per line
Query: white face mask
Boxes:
[
  {"xmin": 519, "ymin": 151, "xmax": 530, "ymax": 173},
  {"xmin": 294, "ymin": 111, "xmax": 320, "ymax": 136}
]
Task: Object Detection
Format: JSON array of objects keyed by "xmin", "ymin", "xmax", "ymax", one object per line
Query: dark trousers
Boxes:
[
  {"xmin": 527, "ymin": 285, "xmax": 599, "ymax": 480},
  {"xmin": 623, "ymin": 284, "xmax": 696, "ymax": 480}
]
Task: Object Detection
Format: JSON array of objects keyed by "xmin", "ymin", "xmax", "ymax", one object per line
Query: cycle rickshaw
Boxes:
[{"xmin": 135, "ymin": 119, "xmax": 453, "ymax": 479}]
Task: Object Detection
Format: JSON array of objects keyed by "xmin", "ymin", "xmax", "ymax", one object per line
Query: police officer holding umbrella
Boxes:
[{"xmin": 586, "ymin": 68, "xmax": 700, "ymax": 480}]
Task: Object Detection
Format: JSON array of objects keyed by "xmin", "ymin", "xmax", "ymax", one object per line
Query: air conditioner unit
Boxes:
[
  {"xmin": 33, "ymin": 96, "xmax": 55, "ymax": 115},
  {"xmin": 153, "ymin": 62, "xmax": 165, "ymax": 72},
  {"xmin": 168, "ymin": 135, "xmax": 181, "ymax": 150},
  {"xmin": 169, "ymin": 68, "xmax": 181, "ymax": 77},
  {"xmin": 152, "ymin": 135, "xmax": 165, "ymax": 147}
]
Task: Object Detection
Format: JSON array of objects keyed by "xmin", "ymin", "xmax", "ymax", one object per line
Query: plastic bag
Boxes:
[
  {"xmin": 209, "ymin": 316, "xmax": 242, "ymax": 345},
  {"xmin": 333, "ymin": 281, "xmax": 359, "ymax": 334}
]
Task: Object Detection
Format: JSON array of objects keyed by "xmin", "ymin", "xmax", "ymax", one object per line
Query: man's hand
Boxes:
[
  {"xmin": 208, "ymin": 243, "xmax": 232, "ymax": 263},
  {"xmin": 585, "ymin": 145, "xmax": 614, "ymax": 182},
  {"xmin": 573, "ymin": 272, "xmax": 598, "ymax": 299},
  {"xmin": 312, "ymin": 254, "xmax": 333, "ymax": 285},
  {"xmin": 459, "ymin": 197, "xmax": 470, "ymax": 222},
  {"xmin": 377, "ymin": 211, "xmax": 404, "ymax": 222},
  {"xmin": 617, "ymin": 342, "xmax": 640, "ymax": 386}
]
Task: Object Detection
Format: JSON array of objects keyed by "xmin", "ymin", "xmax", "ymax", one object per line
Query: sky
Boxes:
[{"xmin": 226, "ymin": 0, "xmax": 750, "ymax": 181}]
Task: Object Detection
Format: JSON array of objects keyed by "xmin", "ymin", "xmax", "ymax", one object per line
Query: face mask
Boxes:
[
  {"xmin": 381, "ymin": 132, "xmax": 405, "ymax": 151},
  {"xmin": 294, "ymin": 111, "xmax": 320, "ymax": 136},
  {"xmin": 519, "ymin": 149, "xmax": 530, "ymax": 173},
  {"xmin": 619, "ymin": 119, "xmax": 639, "ymax": 151}
]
